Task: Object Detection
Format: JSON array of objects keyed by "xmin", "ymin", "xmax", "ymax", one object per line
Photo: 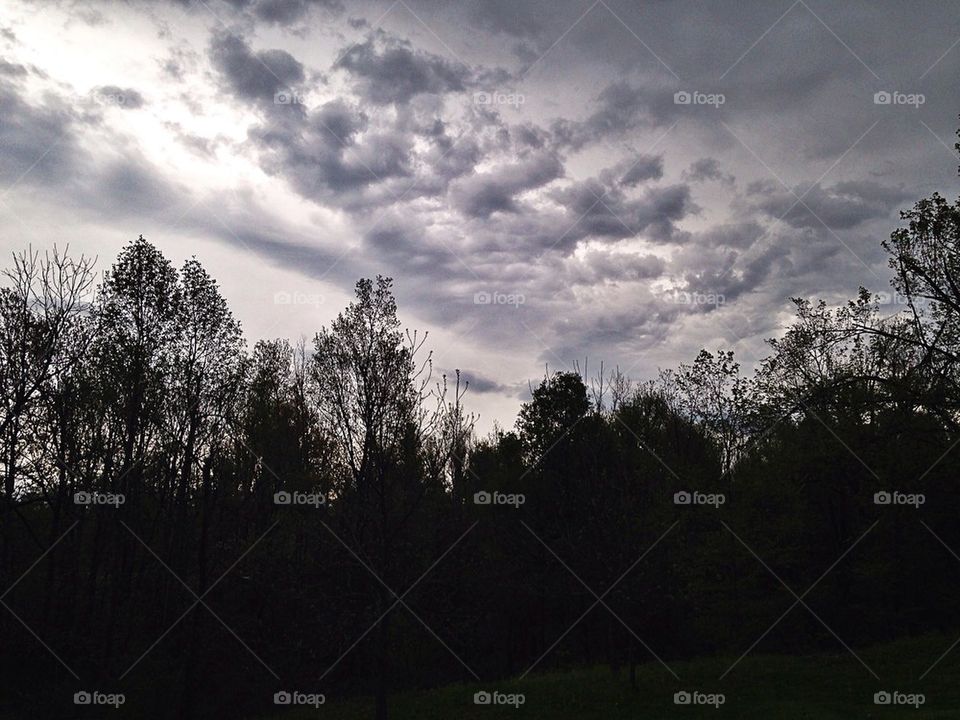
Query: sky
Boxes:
[{"xmin": 0, "ymin": 0, "xmax": 958, "ymax": 432}]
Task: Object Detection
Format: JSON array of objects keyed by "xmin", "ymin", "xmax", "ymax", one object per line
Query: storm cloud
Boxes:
[{"xmin": 1, "ymin": 0, "xmax": 958, "ymax": 428}]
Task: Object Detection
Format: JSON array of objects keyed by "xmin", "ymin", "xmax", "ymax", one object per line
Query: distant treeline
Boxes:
[{"xmin": 1, "ymin": 186, "xmax": 960, "ymax": 717}]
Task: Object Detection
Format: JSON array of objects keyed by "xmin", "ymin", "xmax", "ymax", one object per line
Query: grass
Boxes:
[{"xmin": 257, "ymin": 634, "xmax": 960, "ymax": 719}]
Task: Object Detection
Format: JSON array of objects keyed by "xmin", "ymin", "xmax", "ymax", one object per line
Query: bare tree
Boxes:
[{"xmin": 0, "ymin": 246, "xmax": 94, "ymax": 506}]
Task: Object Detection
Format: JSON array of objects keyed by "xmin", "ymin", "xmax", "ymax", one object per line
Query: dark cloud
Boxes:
[
  {"xmin": 599, "ymin": 155, "xmax": 664, "ymax": 188},
  {"xmin": 684, "ymin": 158, "xmax": 735, "ymax": 186},
  {"xmin": 423, "ymin": 132, "xmax": 482, "ymax": 185},
  {"xmin": 450, "ymin": 150, "xmax": 564, "ymax": 218},
  {"xmin": 190, "ymin": 0, "xmax": 341, "ymax": 25},
  {"xmin": 209, "ymin": 29, "xmax": 305, "ymax": 103},
  {"xmin": 0, "ymin": 68, "xmax": 326, "ymax": 287},
  {"xmin": 0, "ymin": 77, "xmax": 211, "ymax": 241},
  {"xmin": 0, "ymin": 79, "xmax": 82, "ymax": 187},
  {"xmin": 510, "ymin": 123, "xmax": 550, "ymax": 150},
  {"xmin": 549, "ymin": 179, "xmax": 693, "ymax": 244},
  {"xmin": 455, "ymin": 368, "xmax": 512, "ymax": 395},
  {"xmin": 217, "ymin": 31, "xmax": 523, "ymax": 213},
  {"xmin": 200, "ymin": 219, "xmax": 347, "ymax": 280},
  {"xmin": 249, "ymin": 97, "xmax": 417, "ymax": 204},
  {"xmin": 588, "ymin": 81, "xmax": 648, "ymax": 134},
  {"xmin": 0, "ymin": 59, "xmax": 27, "ymax": 77},
  {"xmin": 334, "ymin": 32, "xmax": 474, "ymax": 106},
  {"xmin": 670, "ymin": 240, "xmax": 787, "ymax": 307},
  {"xmin": 249, "ymin": 0, "xmax": 342, "ymax": 24},
  {"xmin": 361, "ymin": 215, "xmax": 455, "ymax": 276},
  {"xmin": 8, "ymin": 0, "xmax": 957, "ymax": 416},
  {"xmin": 79, "ymin": 160, "xmax": 185, "ymax": 217},
  {"xmin": 545, "ymin": 302, "xmax": 676, "ymax": 362},
  {"xmin": 750, "ymin": 180, "xmax": 913, "ymax": 230},
  {"xmin": 552, "ymin": 81, "xmax": 681, "ymax": 150}
]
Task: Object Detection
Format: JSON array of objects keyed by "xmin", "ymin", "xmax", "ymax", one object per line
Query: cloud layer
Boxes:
[{"xmin": 1, "ymin": 0, "xmax": 957, "ymax": 428}]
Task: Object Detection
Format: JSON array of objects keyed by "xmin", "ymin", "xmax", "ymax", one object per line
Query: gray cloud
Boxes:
[
  {"xmin": 0, "ymin": 59, "xmax": 27, "ymax": 77},
  {"xmin": 6, "ymin": 0, "xmax": 959, "ymax": 422},
  {"xmin": 750, "ymin": 180, "xmax": 913, "ymax": 230},
  {"xmin": 450, "ymin": 150, "xmax": 564, "ymax": 218},
  {"xmin": 599, "ymin": 154, "xmax": 664, "ymax": 188},
  {"xmin": 670, "ymin": 239, "xmax": 788, "ymax": 307},
  {"xmin": 440, "ymin": 368, "xmax": 513, "ymax": 395},
  {"xmin": 335, "ymin": 31, "xmax": 473, "ymax": 106},
  {"xmin": 247, "ymin": 0, "xmax": 343, "ymax": 24},
  {"xmin": 0, "ymin": 79, "xmax": 83, "ymax": 187},
  {"xmin": 178, "ymin": 0, "xmax": 342, "ymax": 25},
  {"xmin": 249, "ymin": 98, "xmax": 417, "ymax": 203},
  {"xmin": 552, "ymin": 81, "xmax": 684, "ymax": 150},
  {"xmin": 549, "ymin": 179, "xmax": 693, "ymax": 244},
  {"xmin": 209, "ymin": 29, "xmax": 305, "ymax": 103},
  {"xmin": 684, "ymin": 158, "xmax": 735, "ymax": 186}
]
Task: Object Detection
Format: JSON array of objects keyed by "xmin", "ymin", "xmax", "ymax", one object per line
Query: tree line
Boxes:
[{"xmin": 1, "ymin": 139, "xmax": 959, "ymax": 718}]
